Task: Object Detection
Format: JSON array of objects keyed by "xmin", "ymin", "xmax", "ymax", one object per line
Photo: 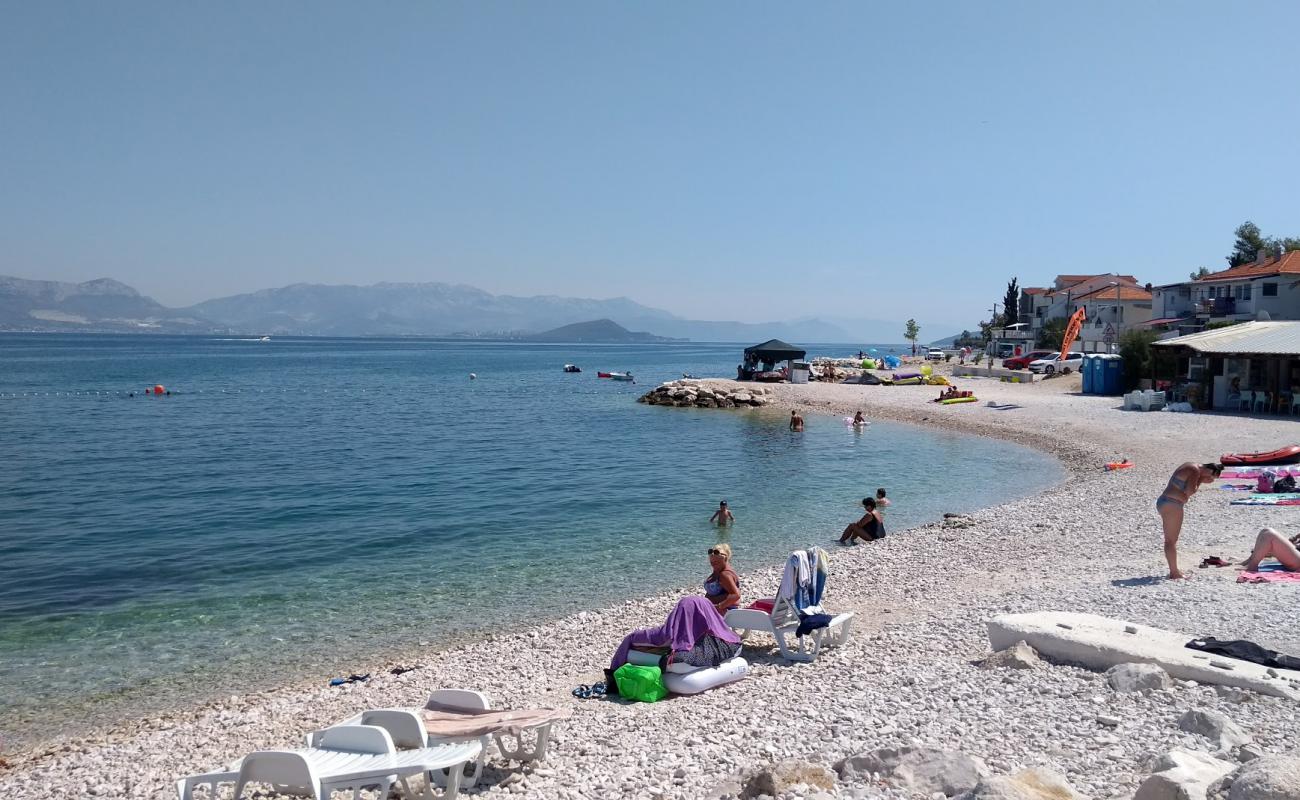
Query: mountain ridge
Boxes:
[{"xmin": 1, "ymin": 274, "xmax": 951, "ymax": 343}]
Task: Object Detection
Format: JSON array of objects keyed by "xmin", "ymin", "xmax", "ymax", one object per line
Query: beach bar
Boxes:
[{"xmin": 1152, "ymin": 320, "xmax": 1300, "ymax": 413}]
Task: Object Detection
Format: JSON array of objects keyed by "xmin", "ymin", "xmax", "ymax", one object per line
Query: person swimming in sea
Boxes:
[
  {"xmin": 852, "ymin": 410, "xmax": 866, "ymax": 426},
  {"xmin": 789, "ymin": 410, "xmax": 804, "ymax": 432},
  {"xmin": 1157, "ymin": 462, "xmax": 1223, "ymax": 579},
  {"xmin": 709, "ymin": 500, "xmax": 735, "ymax": 526}
]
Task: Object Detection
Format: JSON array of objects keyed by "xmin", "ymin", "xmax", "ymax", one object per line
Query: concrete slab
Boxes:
[{"xmin": 987, "ymin": 612, "xmax": 1300, "ymax": 701}]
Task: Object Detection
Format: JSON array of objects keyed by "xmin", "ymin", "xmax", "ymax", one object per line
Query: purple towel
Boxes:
[{"xmin": 610, "ymin": 597, "xmax": 741, "ymax": 670}]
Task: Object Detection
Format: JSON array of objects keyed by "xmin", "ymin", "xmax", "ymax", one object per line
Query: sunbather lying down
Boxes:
[{"xmin": 1243, "ymin": 528, "xmax": 1300, "ymax": 572}]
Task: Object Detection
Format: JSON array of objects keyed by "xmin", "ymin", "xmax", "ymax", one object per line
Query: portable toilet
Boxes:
[
  {"xmin": 1081, "ymin": 355, "xmax": 1097, "ymax": 394},
  {"xmin": 1091, "ymin": 354, "xmax": 1109, "ymax": 394},
  {"xmin": 1103, "ymin": 355, "xmax": 1125, "ymax": 395}
]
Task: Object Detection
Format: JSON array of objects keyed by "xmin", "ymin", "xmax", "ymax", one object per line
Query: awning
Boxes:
[
  {"xmin": 1153, "ymin": 321, "xmax": 1300, "ymax": 355},
  {"xmin": 743, "ymin": 339, "xmax": 806, "ymax": 362},
  {"xmin": 1139, "ymin": 317, "xmax": 1190, "ymax": 327}
]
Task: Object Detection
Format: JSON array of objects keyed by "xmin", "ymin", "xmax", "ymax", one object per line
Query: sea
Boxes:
[{"xmin": 0, "ymin": 334, "xmax": 1063, "ymax": 749}]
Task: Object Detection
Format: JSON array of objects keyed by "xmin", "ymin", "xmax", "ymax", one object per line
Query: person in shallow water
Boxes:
[
  {"xmin": 704, "ymin": 543, "xmax": 741, "ymax": 613},
  {"xmin": 789, "ymin": 410, "xmax": 804, "ymax": 432},
  {"xmin": 1157, "ymin": 461, "xmax": 1223, "ymax": 579},
  {"xmin": 839, "ymin": 497, "xmax": 885, "ymax": 545},
  {"xmin": 1242, "ymin": 527, "xmax": 1300, "ymax": 572},
  {"xmin": 852, "ymin": 410, "xmax": 866, "ymax": 425},
  {"xmin": 709, "ymin": 500, "xmax": 734, "ymax": 526},
  {"xmin": 875, "ymin": 487, "xmax": 890, "ymax": 508}
]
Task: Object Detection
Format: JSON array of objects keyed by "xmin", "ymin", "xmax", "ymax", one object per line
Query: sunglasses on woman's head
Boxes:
[{"xmin": 707, "ymin": 549, "xmax": 723, "ymax": 556}]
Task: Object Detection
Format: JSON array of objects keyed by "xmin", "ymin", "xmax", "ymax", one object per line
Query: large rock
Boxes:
[
  {"xmin": 836, "ymin": 745, "xmax": 988, "ymax": 796},
  {"xmin": 1178, "ymin": 710, "xmax": 1252, "ymax": 752},
  {"xmin": 1207, "ymin": 752, "xmax": 1300, "ymax": 799},
  {"xmin": 955, "ymin": 768, "xmax": 1086, "ymax": 799},
  {"xmin": 1107, "ymin": 662, "xmax": 1173, "ymax": 693},
  {"xmin": 709, "ymin": 760, "xmax": 836, "ymax": 799},
  {"xmin": 732, "ymin": 392, "xmax": 752, "ymax": 403},
  {"xmin": 1135, "ymin": 749, "xmax": 1236, "ymax": 800},
  {"xmin": 980, "ymin": 641, "xmax": 1042, "ymax": 670}
]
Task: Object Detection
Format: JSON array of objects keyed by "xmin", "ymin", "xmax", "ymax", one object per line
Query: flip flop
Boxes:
[
  {"xmin": 571, "ymin": 684, "xmax": 591, "ymax": 699},
  {"xmin": 1199, "ymin": 556, "xmax": 1230, "ymax": 568}
]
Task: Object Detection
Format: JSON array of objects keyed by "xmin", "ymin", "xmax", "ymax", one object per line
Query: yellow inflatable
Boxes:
[{"xmin": 920, "ymin": 364, "xmax": 933, "ymax": 377}]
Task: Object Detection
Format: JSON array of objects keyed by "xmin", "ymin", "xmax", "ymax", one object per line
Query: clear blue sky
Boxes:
[{"xmin": 2, "ymin": 2, "xmax": 1298, "ymax": 328}]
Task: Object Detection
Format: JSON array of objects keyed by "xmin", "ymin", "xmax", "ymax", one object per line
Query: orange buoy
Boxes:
[
  {"xmin": 154, "ymin": 384, "xmax": 165, "ymax": 395},
  {"xmin": 1105, "ymin": 461, "xmax": 1133, "ymax": 471}
]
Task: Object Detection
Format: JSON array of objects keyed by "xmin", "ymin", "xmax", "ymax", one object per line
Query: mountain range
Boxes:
[{"xmin": 0, "ymin": 274, "xmax": 951, "ymax": 344}]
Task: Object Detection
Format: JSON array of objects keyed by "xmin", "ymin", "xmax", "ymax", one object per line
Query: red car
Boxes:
[{"xmin": 1003, "ymin": 350, "xmax": 1055, "ymax": 370}]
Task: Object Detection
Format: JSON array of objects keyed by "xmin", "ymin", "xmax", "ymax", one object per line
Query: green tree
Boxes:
[
  {"xmin": 1001, "ymin": 278, "xmax": 1020, "ymax": 326},
  {"xmin": 1189, "ymin": 266, "xmax": 1211, "ymax": 281},
  {"xmin": 1036, "ymin": 317, "xmax": 1067, "ymax": 349},
  {"xmin": 904, "ymin": 319, "xmax": 920, "ymax": 355},
  {"xmin": 1227, "ymin": 221, "xmax": 1300, "ymax": 267},
  {"xmin": 1118, "ymin": 328, "xmax": 1161, "ymax": 391}
]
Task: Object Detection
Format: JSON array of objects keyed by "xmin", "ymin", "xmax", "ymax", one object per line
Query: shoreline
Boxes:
[{"xmin": 7, "ymin": 372, "xmax": 1300, "ymax": 799}]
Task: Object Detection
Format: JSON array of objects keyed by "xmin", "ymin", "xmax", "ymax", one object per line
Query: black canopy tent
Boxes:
[
  {"xmin": 740, "ymin": 339, "xmax": 807, "ymax": 380},
  {"xmin": 743, "ymin": 339, "xmax": 806, "ymax": 363}
]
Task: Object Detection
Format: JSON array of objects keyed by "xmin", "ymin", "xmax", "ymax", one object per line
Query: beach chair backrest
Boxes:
[
  {"xmin": 318, "ymin": 724, "xmax": 395, "ymax": 755},
  {"xmin": 236, "ymin": 752, "xmax": 319, "ymax": 798},
  {"xmin": 360, "ymin": 709, "xmax": 427, "ymax": 749},
  {"xmin": 425, "ymin": 688, "xmax": 491, "ymax": 712}
]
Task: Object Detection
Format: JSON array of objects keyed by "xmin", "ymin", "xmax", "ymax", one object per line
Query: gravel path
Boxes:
[{"xmin": 5, "ymin": 372, "xmax": 1299, "ymax": 799}]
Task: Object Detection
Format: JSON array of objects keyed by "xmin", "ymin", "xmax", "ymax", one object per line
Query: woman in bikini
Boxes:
[
  {"xmin": 1157, "ymin": 462, "xmax": 1223, "ymax": 579},
  {"xmin": 704, "ymin": 543, "xmax": 741, "ymax": 613}
]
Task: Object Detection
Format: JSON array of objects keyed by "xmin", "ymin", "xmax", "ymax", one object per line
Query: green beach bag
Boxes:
[{"xmin": 613, "ymin": 663, "xmax": 667, "ymax": 703}]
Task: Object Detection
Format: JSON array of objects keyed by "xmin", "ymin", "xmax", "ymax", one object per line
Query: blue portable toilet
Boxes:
[
  {"xmin": 1082, "ymin": 354, "xmax": 1098, "ymax": 394},
  {"xmin": 1103, "ymin": 354, "xmax": 1125, "ymax": 395}
]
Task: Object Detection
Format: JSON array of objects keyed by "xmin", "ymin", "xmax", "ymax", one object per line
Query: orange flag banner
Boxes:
[{"xmin": 1060, "ymin": 306, "xmax": 1087, "ymax": 358}]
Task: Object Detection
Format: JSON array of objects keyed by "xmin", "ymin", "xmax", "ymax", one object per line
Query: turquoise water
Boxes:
[{"xmin": 0, "ymin": 335, "xmax": 1062, "ymax": 747}]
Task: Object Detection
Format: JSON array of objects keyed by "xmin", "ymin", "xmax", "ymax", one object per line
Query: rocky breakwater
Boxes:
[{"xmin": 638, "ymin": 379, "xmax": 772, "ymax": 409}]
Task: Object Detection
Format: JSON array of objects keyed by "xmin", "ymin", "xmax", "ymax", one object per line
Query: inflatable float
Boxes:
[
  {"xmin": 1220, "ymin": 445, "xmax": 1300, "ymax": 466},
  {"xmin": 892, "ymin": 371, "xmax": 921, "ymax": 381},
  {"xmin": 662, "ymin": 656, "xmax": 749, "ymax": 695},
  {"xmin": 843, "ymin": 417, "xmax": 869, "ymax": 427},
  {"xmin": 563, "ymin": 364, "xmax": 581, "ymax": 373},
  {"xmin": 988, "ymin": 612, "xmax": 1300, "ymax": 700},
  {"xmin": 940, "ymin": 396, "xmax": 977, "ymax": 404},
  {"xmin": 1104, "ymin": 461, "xmax": 1134, "ymax": 471},
  {"xmin": 1222, "ymin": 467, "xmax": 1300, "ymax": 479}
]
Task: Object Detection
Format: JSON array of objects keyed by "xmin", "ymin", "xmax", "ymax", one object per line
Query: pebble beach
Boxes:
[{"xmin": 6, "ymin": 368, "xmax": 1300, "ymax": 799}]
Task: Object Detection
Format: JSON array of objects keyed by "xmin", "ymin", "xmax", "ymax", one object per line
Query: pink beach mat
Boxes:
[{"xmin": 1237, "ymin": 565, "xmax": 1300, "ymax": 584}]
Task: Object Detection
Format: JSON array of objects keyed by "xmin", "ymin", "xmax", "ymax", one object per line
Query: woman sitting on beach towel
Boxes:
[
  {"xmin": 1243, "ymin": 528, "xmax": 1300, "ymax": 573},
  {"xmin": 1157, "ymin": 462, "xmax": 1223, "ymax": 579}
]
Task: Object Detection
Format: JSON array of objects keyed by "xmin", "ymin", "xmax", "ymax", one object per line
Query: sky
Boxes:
[{"xmin": 2, "ymin": 2, "xmax": 1299, "ymax": 328}]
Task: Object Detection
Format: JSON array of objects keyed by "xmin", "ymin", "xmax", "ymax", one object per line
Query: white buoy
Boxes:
[{"xmin": 469, "ymin": 373, "xmax": 477, "ymax": 380}]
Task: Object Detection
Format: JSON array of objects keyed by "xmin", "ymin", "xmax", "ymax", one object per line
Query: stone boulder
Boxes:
[
  {"xmin": 709, "ymin": 760, "xmax": 836, "ymax": 799},
  {"xmin": 1107, "ymin": 662, "xmax": 1173, "ymax": 693},
  {"xmin": 835, "ymin": 745, "xmax": 988, "ymax": 796},
  {"xmin": 1178, "ymin": 709, "xmax": 1252, "ymax": 753},
  {"xmin": 980, "ymin": 641, "xmax": 1042, "ymax": 670},
  {"xmin": 1207, "ymin": 752, "xmax": 1300, "ymax": 799},
  {"xmin": 732, "ymin": 392, "xmax": 753, "ymax": 404},
  {"xmin": 954, "ymin": 768, "xmax": 1086, "ymax": 799},
  {"xmin": 1135, "ymin": 749, "xmax": 1235, "ymax": 800}
]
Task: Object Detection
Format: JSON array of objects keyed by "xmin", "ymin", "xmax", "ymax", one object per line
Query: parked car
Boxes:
[
  {"xmin": 1003, "ymin": 349, "xmax": 1056, "ymax": 370},
  {"xmin": 1028, "ymin": 352, "xmax": 1084, "ymax": 375},
  {"xmin": 925, "ymin": 349, "xmax": 946, "ymax": 362}
]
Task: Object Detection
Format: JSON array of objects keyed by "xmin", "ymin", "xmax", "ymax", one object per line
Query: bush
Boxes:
[{"xmin": 1118, "ymin": 328, "xmax": 1160, "ymax": 391}]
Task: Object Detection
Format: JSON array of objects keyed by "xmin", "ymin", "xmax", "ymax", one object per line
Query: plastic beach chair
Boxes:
[
  {"xmin": 725, "ymin": 547, "xmax": 855, "ymax": 663},
  {"xmin": 309, "ymin": 689, "xmax": 558, "ymax": 790},
  {"xmin": 178, "ymin": 724, "xmax": 481, "ymax": 800}
]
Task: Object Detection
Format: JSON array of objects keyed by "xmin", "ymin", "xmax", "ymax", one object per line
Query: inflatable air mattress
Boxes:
[
  {"xmin": 940, "ymin": 396, "xmax": 977, "ymax": 404},
  {"xmin": 1220, "ymin": 445, "xmax": 1300, "ymax": 466},
  {"xmin": 988, "ymin": 612, "xmax": 1300, "ymax": 700},
  {"xmin": 662, "ymin": 656, "xmax": 749, "ymax": 695}
]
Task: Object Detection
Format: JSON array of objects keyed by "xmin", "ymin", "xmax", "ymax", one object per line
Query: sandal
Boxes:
[
  {"xmin": 1200, "ymin": 556, "xmax": 1230, "ymax": 568},
  {"xmin": 571, "ymin": 684, "xmax": 591, "ymax": 699}
]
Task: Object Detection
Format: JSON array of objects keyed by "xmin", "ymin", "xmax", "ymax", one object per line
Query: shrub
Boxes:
[{"xmin": 1118, "ymin": 328, "xmax": 1160, "ymax": 391}]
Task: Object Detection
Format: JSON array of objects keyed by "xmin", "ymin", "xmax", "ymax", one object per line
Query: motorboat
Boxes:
[
  {"xmin": 563, "ymin": 364, "xmax": 582, "ymax": 373},
  {"xmin": 598, "ymin": 371, "xmax": 634, "ymax": 381}
]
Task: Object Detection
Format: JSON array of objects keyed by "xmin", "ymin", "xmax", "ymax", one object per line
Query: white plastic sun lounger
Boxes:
[
  {"xmin": 725, "ymin": 548, "xmax": 855, "ymax": 663},
  {"xmin": 309, "ymin": 689, "xmax": 561, "ymax": 789},
  {"xmin": 177, "ymin": 724, "xmax": 481, "ymax": 800}
]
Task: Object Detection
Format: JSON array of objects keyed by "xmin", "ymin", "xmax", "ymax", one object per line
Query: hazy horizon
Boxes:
[{"xmin": 3, "ymin": 2, "xmax": 1298, "ymax": 325}]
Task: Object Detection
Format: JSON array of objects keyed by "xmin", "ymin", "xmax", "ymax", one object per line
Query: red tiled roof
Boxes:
[
  {"xmin": 1195, "ymin": 252, "xmax": 1300, "ymax": 283},
  {"xmin": 1023, "ymin": 287, "xmax": 1049, "ymax": 295},
  {"xmin": 1072, "ymin": 285, "xmax": 1153, "ymax": 302},
  {"xmin": 1055, "ymin": 274, "xmax": 1139, "ymax": 288}
]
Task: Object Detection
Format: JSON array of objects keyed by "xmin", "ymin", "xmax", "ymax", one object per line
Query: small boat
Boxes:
[
  {"xmin": 563, "ymin": 364, "xmax": 582, "ymax": 373},
  {"xmin": 259, "ymin": 336, "xmax": 271, "ymax": 342},
  {"xmin": 1220, "ymin": 445, "xmax": 1300, "ymax": 466},
  {"xmin": 598, "ymin": 371, "xmax": 634, "ymax": 381}
]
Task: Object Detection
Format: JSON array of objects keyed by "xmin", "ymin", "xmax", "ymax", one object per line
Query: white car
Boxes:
[
  {"xmin": 925, "ymin": 349, "xmax": 946, "ymax": 362},
  {"xmin": 1028, "ymin": 352, "xmax": 1083, "ymax": 375}
]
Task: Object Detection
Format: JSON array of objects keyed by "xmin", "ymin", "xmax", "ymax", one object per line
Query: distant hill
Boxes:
[
  {"xmin": 523, "ymin": 318, "xmax": 682, "ymax": 343},
  {"xmin": 0, "ymin": 276, "xmax": 212, "ymax": 332},
  {"xmin": 1, "ymin": 273, "xmax": 954, "ymax": 343}
]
